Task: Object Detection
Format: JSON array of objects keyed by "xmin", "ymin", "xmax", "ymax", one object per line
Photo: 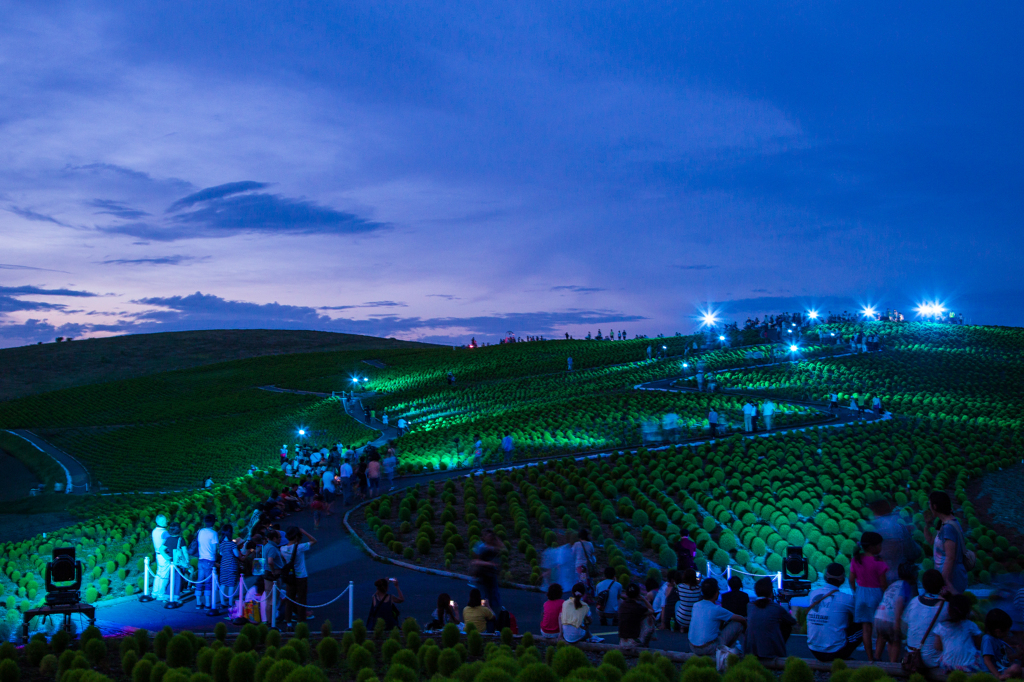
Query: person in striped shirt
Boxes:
[{"xmin": 674, "ymin": 568, "xmax": 702, "ymax": 632}]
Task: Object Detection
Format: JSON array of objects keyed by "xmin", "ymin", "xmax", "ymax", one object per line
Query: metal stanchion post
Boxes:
[
  {"xmin": 348, "ymin": 581, "xmax": 354, "ymax": 629},
  {"xmin": 165, "ymin": 566, "xmax": 182, "ymax": 609},
  {"xmin": 210, "ymin": 566, "xmax": 220, "ymax": 614},
  {"xmin": 271, "ymin": 583, "xmax": 277, "ymax": 629},
  {"xmin": 139, "ymin": 557, "xmax": 154, "ymax": 602}
]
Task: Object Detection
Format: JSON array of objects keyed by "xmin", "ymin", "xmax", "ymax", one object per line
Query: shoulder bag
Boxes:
[{"xmin": 902, "ymin": 600, "xmax": 944, "ymax": 673}]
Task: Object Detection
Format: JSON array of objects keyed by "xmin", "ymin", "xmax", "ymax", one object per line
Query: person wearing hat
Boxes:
[{"xmin": 806, "ymin": 563, "xmax": 862, "ymax": 662}]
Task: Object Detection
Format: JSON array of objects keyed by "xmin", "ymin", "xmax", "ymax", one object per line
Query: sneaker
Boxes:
[{"xmin": 306, "ymin": 613, "xmax": 316, "ymax": 620}]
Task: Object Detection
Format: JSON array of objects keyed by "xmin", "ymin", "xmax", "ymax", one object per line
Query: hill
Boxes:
[{"xmin": 0, "ymin": 329, "xmax": 434, "ymax": 401}]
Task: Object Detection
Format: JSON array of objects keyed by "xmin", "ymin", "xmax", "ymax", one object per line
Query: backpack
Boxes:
[
  {"xmin": 187, "ymin": 535, "xmax": 199, "ymax": 557},
  {"xmin": 280, "ymin": 543, "xmax": 299, "ymax": 586},
  {"xmin": 495, "ymin": 608, "xmax": 517, "ymax": 634},
  {"xmin": 596, "ymin": 588, "xmax": 610, "ymax": 612}
]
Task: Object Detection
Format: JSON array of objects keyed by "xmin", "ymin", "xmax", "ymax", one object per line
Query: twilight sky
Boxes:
[{"xmin": 2, "ymin": 2, "xmax": 1022, "ymax": 348}]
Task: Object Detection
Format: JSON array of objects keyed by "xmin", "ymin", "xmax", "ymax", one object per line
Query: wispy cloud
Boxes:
[
  {"xmin": 0, "ymin": 296, "xmax": 67, "ymax": 313},
  {"xmin": 89, "ymin": 199, "xmax": 151, "ymax": 220},
  {"xmin": 551, "ymin": 285, "xmax": 605, "ymax": 293},
  {"xmin": 426, "ymin": 294, "xmax": 460, "ymax": 300},
  {"xmin": 0, "ymin": 285, "xmax": 98, "ymax": 297},
  {"xmin": 0, "ymin": 264, "xmax": 70, "ymax": 273},
  {"xmin": 100, "ymin": 255, "xmax": 201, "ymax": 266},
  {"xmin": 6, "ymin": 206, "xmax": 70, "ymax": 227},
  {"xmin": 166, "ymin": 181, "xmax": 269, "ymax": 213},
  {"xmin": 673, "ymin": 264, "xmax": 717, "ymax": 271}
]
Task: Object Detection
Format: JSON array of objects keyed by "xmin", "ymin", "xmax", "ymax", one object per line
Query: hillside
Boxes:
[{"xmin": 0, "ymin": 329, "xmax": 435, "ymax": 401}]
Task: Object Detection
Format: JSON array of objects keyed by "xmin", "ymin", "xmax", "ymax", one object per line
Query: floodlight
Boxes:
[
  {"xmin": 789, "ymin": 345, "xmax": 798, "ymax": 352},
  {"xmin": 682, "ymin": 363, "xmax": 689, "ymax": 368},
  {"xmin": 719, "ymin": 335, "xmax": 725, "ymax": 341},
  {"xmin": 808, "ymin": 310, "xmax": 818, "ymax": 319},
  {"xmin": 351, "ymin": 377, "xmax": 359, "ymax": 383},
  {"xmin": 662, "ymin": 345, "xmax": 667, "ymax": 349},
  {"xmin": 786, "ymin": 329, "xmax": 791, "ymax": 333},
  {"xmin": 830, "ymin": 332, "xmax": 835, "ymax": 337},
  {"xmin": 298, "ymin": 429, "xmax": 306, "ymax": 436},
  {"xmin": 863, "ymin": 307, "xmax": 876, "ymax": 317}
]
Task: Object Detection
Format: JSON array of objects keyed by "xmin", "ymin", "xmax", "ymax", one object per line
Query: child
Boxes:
[
  {"xmin": 722, "ymin": 575, "xmax": 750, "ymax": 617},
  {"xmin": 850, "ymin": 531, "xmax": 888, "ymax": 662},
  {"xmin": 595, "ymin": 566, "xmax": 623, "ymax": 626},
  {"xmin": 310, "ymin": 493, "xmax": 332, "ymax": 530},
  {"xmin": 541, "ymin": 584, "xmax": 564, "ymax": 637},
  {"xmin": 935, "ymin": 594, "xmax": 983, "ymax": 672},
  {"xmin": 982, "ymin": 608, "xmax": 1024, "ymax": 680},
  {"xmin": 874, "ymin": 562, "xmax": 919, "ymax": 662}
]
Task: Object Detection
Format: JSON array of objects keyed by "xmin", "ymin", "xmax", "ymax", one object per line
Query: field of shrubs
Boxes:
[
  {"xmin": 0, "ymin": 613, "xmax": 932, "ymax": 682},
  {"xmin": 356, "ymin": 417, "xmax": 1023, "ymax": 588}
]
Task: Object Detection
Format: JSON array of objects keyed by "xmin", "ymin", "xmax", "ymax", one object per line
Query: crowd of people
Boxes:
[{"xmin": 278, "ymin": 441, "xmax": 400, "ymax": 512}]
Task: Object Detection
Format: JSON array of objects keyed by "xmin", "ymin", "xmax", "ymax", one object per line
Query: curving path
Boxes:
[{"xmin": 5, "ymin": 429, "xmax": 91, "ymax": 493}]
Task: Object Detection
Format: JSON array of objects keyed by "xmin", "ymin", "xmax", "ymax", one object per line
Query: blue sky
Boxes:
[{"xmin": 1, "ymin": 1, "xmax": 1022, "ymax": 347}]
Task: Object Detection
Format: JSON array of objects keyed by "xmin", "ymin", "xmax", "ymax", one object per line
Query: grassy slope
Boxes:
[{"xmin": 0, "ymin": 328, "xmax": 434, "ymax": 401}]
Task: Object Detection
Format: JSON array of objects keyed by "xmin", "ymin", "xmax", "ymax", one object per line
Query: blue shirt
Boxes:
[
  {"xmin": 501, "ymin": 436, "xmax": 513, "ymax": 452},
  {"xmin": 745, "ymin": 599, "xmax": 796, "ymax": 658},
  {"xmin": 688, "ymin": 600, "xmax": 735, "ymax": 648},
  {"xmin": 982, "ymin": 634, "xmax": 1009, "ymax": 671}
]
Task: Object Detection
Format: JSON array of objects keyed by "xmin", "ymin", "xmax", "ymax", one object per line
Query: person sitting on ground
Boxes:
[
  {"xmin": 428, "ymin": 592, "xmax": 461, "ymax": 629},
  {"xmin": 851, "ymin": 531, "xmax": 889, "ymax": 662},
  {"xmin": 368, "ymin": 578, "xmax": 405, "ymax": 630},
  {"xmin": 463, "ymin": 587, "xmax": 495, "ymax": 634},
  {"xmin": 745, "ymin": 576, "xmax": 796, "ymax": 659},
  {"xmin": 687, "ymin": 578, "xmax": 746, "ymax": 657},
  {"xmin": 806, "ymin": 562, "xmax": 861, "ymax": 662},
  {"xmin": 722, "ymin": 575, "xmax": 749, "ymax": 617},
  {"xmin": 904, "ymin": 568, "xmax": 950, "ymax": 670},
  {"xmin": 541, "ymin": 584, "xmax": 564, "ymax": 637},
  {"xmin": 659, "ymin": 571, "xmax": 679, "ymax": 630},
  {"xmin": 647, "ymin": 576, "xmax": 666, "ymax": 622},
  {"xmin": 559, "ymin": 582, "xmax": 592, "ymax": 643},
  {"xmin": 874, "ymin": 562, "xmax": 919, "ymax": 662},
  {"xmin": 674, "ymin": 568, "xmax": 702, "ymax": 633},
  {"xmin": 596, "ymin": 567, "xmax": 623, "ymax": 626},
  {"xmin": 935, "ymin": 594, "xmax": 984, "ymax": 672},
  {"xmin": 982, "ymin": 608, "xmax": 1024, "ymax": 680},
  {"xmin": 618, "ymin": 582, "xmax": 656, "ymax": 649}
]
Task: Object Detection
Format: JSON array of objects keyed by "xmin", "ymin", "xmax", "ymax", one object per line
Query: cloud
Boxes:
[
  {"xmin": 0, "ymin": 285, "xmax": 98, "ymax": 297},
  {"xmin": 551, "ymin": 285, "xmax": 605, "ymax": 293},
  {"xmin": 713, "ymin": 295, "xmax": 860, "ymax": 315},
  {"xmin": 317, "ymin": 301, "xmax": 407, "ymax": 311},
  {"xmin": 673, "ymin": 264, "xmax": 717, "ymax": 271},
  {"xmin": 6, "ymin": 206, "xmax": 69, "ymax": 226},
  {"xmin": 166, "ymin": 181, "xmax": 269, "ymax": 213},
  {"xmin": 751, "ymin": 288, "xmax": 769, "ymax": 293},
  {"xmin": 100, "ymin": 255, "xmax": 201, "ymax": 266},
  {"xmin": 0, "ymin": 319, "xmax": 88, "ymax": 346},
  {"xmin": 426, "ymin": 294, "xmax": 460, "ymax": 300},
  {"xmin": 0, "ymin": 263, "xmax": 70, "ymax": 273},
  {"xmin": 89, "ymin": 199, "xmax": 151, "ymax": 219},
  {"xmin": 0, "ymin": 296, "xmax": 67, "ymax": 313},
  {"xmin": 99, "ymin": 182, "xmax": 386, "ymax": 241}
]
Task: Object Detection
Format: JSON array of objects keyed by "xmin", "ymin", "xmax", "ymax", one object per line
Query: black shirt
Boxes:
[
  {"xmin": 721, "ymin": 590, "xmax": 750, "ymax": 617},
  {"xmin": 618, "ymin": 599, "xmax": 648, "ymax": 639}
]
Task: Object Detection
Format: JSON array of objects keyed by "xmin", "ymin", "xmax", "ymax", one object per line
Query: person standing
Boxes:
[
  {"xmin": 743, "ymin": 402, "xmax": 755, "ymax": 432},
  {"xmin": 675, "ymin": 530, "xmax": 697, "ymax": 573},
  {"xmin": 164, "ymin": 522, "xmax": 187, "ymax": 603},
  {"xmin": 501, "ymin": 432, "xmax": 514, "ymax": 464},
  {"xmin": 595, "ymin": 567, "xmax": 623, "ymax": 626},
  {"xmin": 216, "ymin": 524, "xmax": 242, "ymax": 612},
  {"xmin": 696, "ymin": 371, "xmax": 705, "ymax": 392},
  {"xmin": 472, "ymin": 530, "xmax": 505, "ymax": 615},
  {"xmin": 567, "ymin": 357, "xmax": 573, "ymax": 371},
  {"xmin": 869, "ymin": 499, "xmax": 921, "ymax": 583},
  {"xmin": 366, "ymin": 454, "xmax": 381, "ymax": 497},
  {"xmin": 151, "ymin": 515, "xmax": 171, "ymax": 602},
  {"xmin": 829, "ymin": 392, "xmax": 839, "ymax": 414},
  {"xmin": 321, "ymin": 467, "xmax": 336, "ymax": 504},
  {"xmin": 472, "ymin": 435, "xmax": 484, "ymax": 468},
  {"xmin": 397, "ymin": 417, "xmax": 407, "ymax": 437},
  {"xmin": 279, "ymin": 526, "xmax": 317, "ymax": 624},
  {"xmin": 850, "ymin": 532, "xmax": 889, "ymax": 662},
  {"xmin": 196, "ymin": 514, "xmax": 219, "ymax": 612},
  {"xmin": 762, "ymin": 399, "xmax": 776, "ymax": 431},
  {"xmin": 338, "ymin": 459, "xmax": 353, "ymax": 507},
  {"xmin": 708, "ymin": 407, "xmax": 719, "ymax": 438},
  {"xmin": 383, "ymin": 446, "xmax": 398, "ymax": 491},
  {"xmin": 571, "ymin": 529, "xmax": 596, "ymax": 593},
  {"xmin": 925, "ymin": 491, "xmax": 970, "ymax": 595},
  {"xmin": 872, "ymin": 396, "xmax": 883, "ymax": 414}
]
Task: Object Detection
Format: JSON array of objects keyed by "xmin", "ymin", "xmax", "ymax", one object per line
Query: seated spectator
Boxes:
[
  {"xmin": 687, "ymin": 578, "xmax": 746, "ymax": 657},
  {"xmin": 904, "ymin": 569, "xmax": 951, "ymax": 669},
  {"xmin": 674, "ymin": 568, "xmax": 702, "ymax": 633},
  {"xmin": 874, "ymin": 562, "xmax": 919, "ymax": 662},
  {"xmin": 745, "ymin": 576, "xmax": 796, "ymax": 659},
  {"xmin": 541, "ymin": 584, "xmax": 564, "ymax": 637},
  {"xmin": 368, "ymin": 578, "xmax": 404, "ymax": 630},
  {"xmin": 935, "ymin": 594, "xmax": 983, "ymax": 672},
  {"xmin": 982, "ymin": 608, "xmax": 1024, "ymax": 680},
  {"xmin": 559, "ymin": 582, "xmax": 591, "ymax": 643},
  {"xmin": 647, "ymin": 576, "xmax": 666, "ymax": 621},
  {"xmin": 807, "ymin": 563, "xmax": 861, "ymax": 662},
  {"xmin": 463, "ymin": 588, "xmax": 495, "ymax": 634},
  {"xmin": 662, "ymin": 571, "xmax": 680, "ymax": 630},
  {"xmin": 596, "ymin": 567, "xmax": 623, "ymax": 626},
  {"xmin": 243, "ymin": 576, "xmax": 270, "ymax": 623},
  {"xmin": 722, "ymin": 576, "xmax": 749, "ymax": 616},
  {"xmin": 428, "ymin": 593, "xmax": 460, "ymax": 629},
  {"xmin": 618, "ymin": 582, "xmax": 656, "ymax": 649}
]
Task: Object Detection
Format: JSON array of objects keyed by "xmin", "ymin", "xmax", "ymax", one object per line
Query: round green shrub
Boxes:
[
  {"xmin": 213, "ymin": 647, "xmax": 235, "ymax": 682},
  {"xmin": 123, "ymin": 650, "xmax": 140, "ymax": 678},
  {"xmin": 132, "ymin": 659, "xmax": 154, "ymax": 682},
  {"xmin": 39, "ymin": 654, "xmax": 58, "ymax": 678},
  {"xmin": 552, "ymin": 646, "xmax": 590, "ymax": 677},
  {"xmin": 229, "ymin": 652, "xmax": 256, "ymax": 682},
  {"xmin": 384, "ymin": 664, "xmax": 416, "ymax": 682},
  {"xmin": 316, "ymin": 638, "xmax": 340, "ymax": 669},
  {"xmin": 346, "ymin": 645, "xmax": 373, "ymax": 673},
  {"xmin": 167, "ymin": 635, "xmax": 194, "ymax": 668},
  {"xmin": 264, "ymin": 660, "xmax": 298, "ymax": 682},
  {"xmin": 26, "ymin": 640, "xmax": 48, "ymax": 666},
  {"xmin": 437, "ymin": 649, "xmax": 462, "ymax": 677},
  {"xmin": 84, "ymin": 638, "xmax": 107, "ymax": 666},
  {"xmin": 0, "ymin": 660, "xmax": 18, "ymax": 682}
]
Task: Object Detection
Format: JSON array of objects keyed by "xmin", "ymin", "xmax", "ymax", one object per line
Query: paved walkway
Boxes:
[{"xmin": 6, "ymin": 429, "xmax": 91, "ymax": 493}]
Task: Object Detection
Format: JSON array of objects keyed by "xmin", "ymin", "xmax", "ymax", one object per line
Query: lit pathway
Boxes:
[{"xmin": 5, "ymin": 429, "xmax": 91, "ymax": 493}]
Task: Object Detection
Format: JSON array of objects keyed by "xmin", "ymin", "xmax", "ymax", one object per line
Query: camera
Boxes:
[
  {"xmin": 779, "ymin": 546, "xmax": 811, "ymax": 598},
  {"xmin": 45, "ymin": 547, "xmax": 83, "ymax": 607}
]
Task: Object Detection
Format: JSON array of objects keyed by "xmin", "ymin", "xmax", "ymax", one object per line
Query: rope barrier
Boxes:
[
  {"xmin": 172, "ymin": 565, "xmax": 215, "ymax": 585},
  {"xmin": 279, "ymin": 584, "xmax": 351, "ymax": 610}
]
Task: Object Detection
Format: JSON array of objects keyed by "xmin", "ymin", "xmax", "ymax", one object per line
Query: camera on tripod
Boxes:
[
  {"xmin": 45, "ymin": 547, "xmax": 83, "ymax": 607},
  {"xmin": 779, "ymin": 546, "xmax": 812, "ymax": 599}
]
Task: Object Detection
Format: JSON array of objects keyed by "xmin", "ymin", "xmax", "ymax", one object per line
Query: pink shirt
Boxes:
[
  {"xmin": 541, "ymin": 599, "xmax": 561, "ymax": 633},
  {"xmin": 851, "ymin": 553, "xmax": 887, "ymax": 588},
  {"xmin": 367, "ymin": 461, "xmax": 381, "ymax": 477}
]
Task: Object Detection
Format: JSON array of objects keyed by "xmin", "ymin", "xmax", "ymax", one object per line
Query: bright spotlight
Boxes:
[
  {"xmin": 362, "ymin": 377, "xmax": 369, "ymax": 382},
  {"xmin": 351, "ymin": 377, "xmax": 359, "ymax": 383},
  {"xmin": 298, "ymin": 429, "xmax": 306, "ymax": 436},
  {"xmin": 789, "ymin": 345, "xmax": 798, "ymax": 352},
  {"xmin": 863, "ymin": 307, "xmax": 876, "ymax": 318},
  {"xmin": 786, "ymin": 329, "xmax": 791, "ymax": 333},
  {"xmin": 682, "ymin": 362, "xmax": 689, "ymax": 368},
  {"xmin": 719, "ymin": 335, "xmax": 725, "ymax": 341},
  {"xmin": 808, "ymin": 310, "xmax": 819, "ymax": 320}
]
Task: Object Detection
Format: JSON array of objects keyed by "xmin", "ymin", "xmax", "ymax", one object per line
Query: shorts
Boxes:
[
  {"xmin": 198, "ymin": 559, "xmax": 215, "ymax": 593},
  {"xmin": 854, "ymin": 586, "xmax": 883, "ymax": 623},
  {"xmin": 874, "ymin": 618, "xmax": 898, "ymax": 643}
]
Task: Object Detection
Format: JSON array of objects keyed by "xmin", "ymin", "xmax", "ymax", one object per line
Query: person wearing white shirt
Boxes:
[
  {"xmin": 742, "ymin": 403, "xmax": 755, "ymax": 432},
  {"xmin": 762, "ymin": 400, "xmax": 776, "ymax": 431},
  {"xmin": 195, "ymin": 515, "xmax": 220, "ymax": 611},
  {"xmin": 708, "ymin": 409, "xmax": 719, "ymax": 438},
  {"xmin": 279, "ymin": 526, "xmax": 318, "ymax": 623},
  {"xmin": 806, "ymin": 563, "xmax": 861, "ymax": 662},
  {"xmin": 397, "ymin": 418, "xmax": 407, "ymax": 436},
  {"xmin": 310, "ymin": 450, "xmax": 321, "ymax": 465},
  {"xmin": 151, "ymin": 515, "xmax": 171, "ymax": 601},
  {"xmin": 338, "ymin": 461, "xmax": 353, "ymax": 506},
  {"xmin": 321, "ymin": 468, "xmax": 336, "ymax": 503}
]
